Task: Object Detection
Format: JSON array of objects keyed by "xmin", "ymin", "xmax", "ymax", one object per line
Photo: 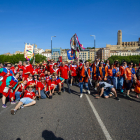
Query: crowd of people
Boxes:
[{"xmin": 0, "ymin": 58, "xmax": 140, "ymax": 115}]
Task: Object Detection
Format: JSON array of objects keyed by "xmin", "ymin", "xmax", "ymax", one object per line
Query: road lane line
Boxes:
[{"xmin": 85, "ymin": 94, "xmax": 112, "ymax": 140}]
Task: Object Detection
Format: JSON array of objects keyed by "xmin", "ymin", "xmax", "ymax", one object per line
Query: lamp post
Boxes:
[
  {"xmin": 51, "ymin": 36, "xmax": 56, "ymax": 59},
  {"xmin": 90, "ymin": 35, "xmax": 96, "ymax": 60}
]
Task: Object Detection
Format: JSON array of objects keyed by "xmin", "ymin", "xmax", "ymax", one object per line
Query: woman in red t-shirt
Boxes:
[
  {"xmin": 38, "ymin": 77, "xmax": 48, "ymax": 99},
  {"xmin": 47, "ymin": 76, "xmax": 56, "ymax": 99}
]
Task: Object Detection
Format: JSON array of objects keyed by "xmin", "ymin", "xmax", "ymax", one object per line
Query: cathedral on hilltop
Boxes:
[{"xmin": 106, "ymin": 30, "xmax": 140, "ymax": 51}]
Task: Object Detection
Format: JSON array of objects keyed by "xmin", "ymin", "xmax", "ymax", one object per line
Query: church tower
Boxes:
[{"xmin": 117, "ymin": 30, "xmax": 122, "ymax": 46}]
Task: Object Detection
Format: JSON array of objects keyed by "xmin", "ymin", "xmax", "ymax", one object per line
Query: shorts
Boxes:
[
  {"xmin": 20, "ymin": 97, "xmax": 34, "ymax": 105},
  {"xmin": 103, "ymin": 86, "xmax": 113, "ymax": 97},
  {"xmin": 125, "ymin": 80, "xmax": 132, "ymax": 90}
]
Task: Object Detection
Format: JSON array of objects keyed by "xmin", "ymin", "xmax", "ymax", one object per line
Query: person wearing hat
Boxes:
[
  {"xmin": 32, "ymin": 64, "xmax": 38, "ymax": 75},
  {"xmin": 11, "ymin": 85, "xmax": 36, "ymax": 115}
]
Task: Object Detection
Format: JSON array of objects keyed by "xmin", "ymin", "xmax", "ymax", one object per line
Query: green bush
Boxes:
[
  {"xmin": 108, "ymin": 55, "xmax": 140, "ymax": 65},
  {"xmin": 0, "ymin": 54, "xmax": 47, "ymax": 64}
]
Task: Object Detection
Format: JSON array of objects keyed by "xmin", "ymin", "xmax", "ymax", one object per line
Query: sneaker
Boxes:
[
  {"xmin": 49, "ymin": 96, "xmax": 52, "ymax": 99},
  {"xmin": 110, "ymin": 92, "xmax": 114, "ymax": 95},
  {"xmin": 87, "ymin": 90, "xmax": 90, "ymax": 95},
  {"xmin": 70, "ymin": 84, "xmax": 72, "ymax": 86},
  {"xmin": 80, "ymin": 94, "xmax": 83, "ymax": 98},
  {"xmin": 37, "ymin": 96, "xmax": 39, "ymax": 100},
  {"xmin": 115, "ymin": 97, "xmax": 120, "ymax": 101},
  {"xmin": 11, "ymin": 109, "xmax": 17, "ymax": 115},
  {"xmin": 120, "ymin": 89, "xmax": 124, "ymax": 93},
  {"xmin": 123, "ymin": 93, "xmax": 126, "ymax": 97},
  {"xmin": 58, "ymin": 92, "xmax": 61, "ymax": 95},
  {"xmin": 68, "ymin": 90, "xmax": 71, "ymax": 94},
  {"xmin": 19, "ymin": 104, "xmax": 24, "ymax": 109},
  {"xmin": 2, "ymin": 104, "xmax": 7, "ymax": 108},
  {"xmin": 11, "ymin": 101, "xmax": 16, "ymax": 104},
  {"xmin": 127, "ymin": 95, "xmax": 132, "ymax": 99}
]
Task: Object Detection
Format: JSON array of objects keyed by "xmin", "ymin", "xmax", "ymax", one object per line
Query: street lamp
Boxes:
[
  {"xmin": 51, "ymin": 36, "xmax": 56, "ymax": 59},
  {"xmin": 90, "ymin": 35, "xmax": 96, "ymax": 60}
]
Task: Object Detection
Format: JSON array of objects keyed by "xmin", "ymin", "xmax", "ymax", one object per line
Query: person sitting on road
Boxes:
[
  {"xmin": 11, "ymin": 85, "xmax": 36, "ymax": 115},
  {"xmin": 15, "ymin": 80, "xmax": 27, "ymax": 101},
  {"xmin": 94, "ymin": 81, "xmax": 120, "ymax": 101},
  {"xmin": 47, "ymin": 75, "xmax": 56, "ymax": 99}
]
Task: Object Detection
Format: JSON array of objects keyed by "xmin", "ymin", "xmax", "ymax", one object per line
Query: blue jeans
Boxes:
[
  {"xmin": 107, "ymin": 76, "xmax": 116, "ymax": 89},
  {"xmin": 15, "ymin": 91, "xmax": 22, "ymax": 101},
  {"xmin": 80, "ymin": 82, "xmax": 89, "ymax": 93},
  {"xmin": 119, "ymin": 77, "xmax": 124, "ymax": 91},
  {"xmin": 115, "ymin": 77, "xmax": 120, "ymax": 89},
  {"xmin": 40, "ymin": 89, "xmax": 46, "ymax": 99}
]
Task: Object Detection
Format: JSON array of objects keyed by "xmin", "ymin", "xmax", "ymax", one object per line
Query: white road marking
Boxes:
[{"xmin": 85, "ymin": 94, "xmax": 112, "ymax": 140}]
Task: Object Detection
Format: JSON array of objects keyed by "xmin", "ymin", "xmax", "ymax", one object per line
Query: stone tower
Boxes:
[{"xmin": 117, "ymin": 30, "xmax": 122, "ymax": 46}]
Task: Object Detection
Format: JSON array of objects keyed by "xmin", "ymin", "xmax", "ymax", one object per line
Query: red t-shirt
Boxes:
[
  {"xmin": 18, "ymin": 65, "xmax": 24, "ymax": 71},
  {"xmin": 16, "ymin": 83, "xmax": 27, "ymax": 92},
  {"xmin": 37, "ymin": 82, "xmax": 46, "ymax": 91},
  {"xmin": 52, "ymin": 68, "xmax": 59, "ymax": 75},
  {"xmin": 27, "ymin": 79, "xmax": 34, "ymax": 86},
  {"xmin": 70, "ymin": 65, "xmax": 78, "ymax": 76},
  {"xmin": 48, "ymin": 79, "xmax": 56, "ymax": 90},
  {"xmin": 32, "ymin": 69, "xmax": 38, "ymax": 75},
  {"xmin": 49, "ymin": 63, "xmax": 54, "ymax": 74},
  {"xmin": 59, "ymin": 65, "xmax": 69, "ymax": 79},
  {"xmin": 23, "ymin": 90, "xmax": 35, "ymax": 99},
  {"xmin": 23, "ymin": 65, "xmax": 31, "ymax": 79}
]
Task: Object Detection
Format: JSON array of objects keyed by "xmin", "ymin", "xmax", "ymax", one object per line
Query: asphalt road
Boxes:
[{"xmin": 0, "ymin": 84, "xmax": 140, "ymax": 140}]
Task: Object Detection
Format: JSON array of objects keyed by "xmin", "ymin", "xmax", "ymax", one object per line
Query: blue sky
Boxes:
[{"xmin": 0, "ymin": 0, "xmax": 140, "ymax": 54}]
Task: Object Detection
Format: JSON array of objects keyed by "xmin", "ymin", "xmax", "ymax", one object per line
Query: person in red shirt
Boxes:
[
  {"xmin": 12, "ymin": 65, "xmax": 18, "ymax": 74},
  {"xmin": 19, "ymin": 69, "xmax": 23, "ymax": 81},
  {"xmin": 18, "ymin": 61, "xmax": 24, "ymax": 71},
  {"xmin": 49, "ymin": 60, "xmax": 55, "ymax": 74},
  {"xmin": 11, "ymin": 85, "xmax": 36, "ymax": 115},
  {"xmin": 59, "ymin": 61, "xmax": 71, "ymax": 93},
  {"xmin": 47, "ymin": 76, "xmax": 57, "ymax": 99},
  {"xmin": 10, "ymin": 64, "xmax": 15, "ymax": 72},
  {"xmin": 27, "ymin": 61, "xmax": 33, "ymax": 71},
  {"xmin": 32, "ymin": 64, "xmax": 38, "ymax": 75},
  {"xmin": 52, "ymin": 65, "xmax": 59, "ymax": 75},
  {"xmin": 15, "ymin": 80, "xmax": 27, "ymax": 101},
  {"xmin": 38, "ymin": 77, "xmax": 48, "ymax": 99},
  {"xmin": 70, "ymin": 61, "xmax": 78, "ymax": 86},
  {"xmin": 38, "ymin": 65, "xmax": 45, "ymax": 75},
  {"xmin": 23, "ymin": 61, "xmax": 31, "ymax": 80},
  {"xmin": 45, "ymin": 71, "xmax": 51, "ymax": 84},
  {"xmin": 26, "ymin": 74, "xmax": 35, "ymax": 87}
]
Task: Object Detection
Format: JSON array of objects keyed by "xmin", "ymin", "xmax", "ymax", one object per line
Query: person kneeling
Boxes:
[
  {"xmin": 95, "ymin": 81, "xmax": 120, "ymax": 101},
  {"xmin": 11, "ymin": 85, "xmax": 36, "ymax": 115}
]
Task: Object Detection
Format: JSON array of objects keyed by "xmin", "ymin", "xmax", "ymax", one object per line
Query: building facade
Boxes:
[
  {"xmin": 106, "ymin": 30, "xmax": 140, "ymax": 51},
  {"xmin": 110, "ymin": 50, "xmax": 140, "ymax": 57},
  {"xmin": 96, "ymin": 48, "xmax": 110, "ymax": 60}
]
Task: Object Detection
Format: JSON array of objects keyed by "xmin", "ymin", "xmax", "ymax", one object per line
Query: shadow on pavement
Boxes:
[{"xmin": 42, "ymin": 130, "xmax": 64, "ymax": 140}]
